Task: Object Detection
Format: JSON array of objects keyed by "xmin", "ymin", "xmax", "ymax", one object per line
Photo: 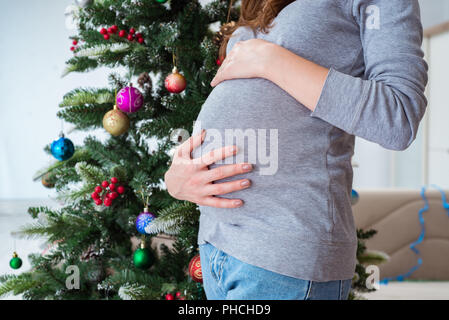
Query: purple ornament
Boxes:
[
  {"xmin": 116, "ymin": 85, "xmax": 144, "ymax": 113},
  {"xmin": 136, "ymin": 210, "xmax": 156, "ymax": 234}
]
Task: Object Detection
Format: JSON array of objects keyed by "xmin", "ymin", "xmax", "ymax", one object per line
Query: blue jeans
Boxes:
[{"xmin": 199, "ymin": 242, "xmax": 352, "ymax": 300}]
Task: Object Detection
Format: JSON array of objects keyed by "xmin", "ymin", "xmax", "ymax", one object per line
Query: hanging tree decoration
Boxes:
[
  {"xmin": 165, "ymin": 50, "xmax": 187, "ymax": 94},
  {"xmin": 188, "ymin": 254, "xmax": 203, "ymax": 283},
  {"xmin": 103, "ymin": 105, "xmax": 130, "ymax": 136},
  {"xmin": 51, "ymin": 122, "xmax": 75, "ymax": 161},
  {"xmin": 116, "ymin": 83, "xmax": 144, "ymax": 113},
  {"xmin": 103, "ymin": 89, "xmax": 130, "ymax": 136},
  {"xmin": 135, "ymin": 191, "xmax": 156, "ymax": 235},
  {"xmin": 167, "ymin": 128, "xmax": 190, "ymax": 160},
  {"xmin": 9, "ymin": 252, "xmax": 22, "ymax": 270},
  {"xmin": 9, "ymin": 239, "xmax": 23, "ymax": 270},
  {"xmin": 136, "ymin": 208, "xmax": 156, "ymax": 235},
  {"xmin": 133, "ymin": 237, "xmax": 155, "ymax": 269}
]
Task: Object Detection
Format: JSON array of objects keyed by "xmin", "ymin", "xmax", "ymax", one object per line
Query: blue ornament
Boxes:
[
  {"xmin": 136, "ymin": 209, "xmax": 156, "ymax": 234},
  {"xmin": 351, "ymin": 189, "xmax": 359, "ymax": 206},
  {"xmin": 51, "ymin": 135, "xmax": 75, "ymax": 161}
]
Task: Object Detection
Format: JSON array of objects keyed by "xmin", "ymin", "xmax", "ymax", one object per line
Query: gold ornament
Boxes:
[{"xmin": 103, "ymin": 107, "xmax": 130, "ymax": 136}]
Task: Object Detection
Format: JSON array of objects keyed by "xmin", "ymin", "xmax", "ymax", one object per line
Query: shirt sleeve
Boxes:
[{"xmin": 309, "ymin": 0, "xmax": 428, "ymax": 151}]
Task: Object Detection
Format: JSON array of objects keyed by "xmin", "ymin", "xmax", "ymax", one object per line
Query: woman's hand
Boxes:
[
  {"xmin": 210, "ymin": 39, "xmax": 275, "ymax": 87},
  {"xmin": 210, "ymin": 38, "xmax": 329, "ymax": 110},
  {"xmin": 164, "ymin": 130, "xmax": 254, "ymax": 208}
]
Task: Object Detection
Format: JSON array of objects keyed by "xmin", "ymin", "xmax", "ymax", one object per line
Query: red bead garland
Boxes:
[
  {"xmin": 165, "ymin": 291, "xmax": 185, "ymax": 300},
  {"xmin": 69, "ymin": 38, "xmax": 81, "ymax": 52},
  {"xmin": 92, "ymin": 177, "xmax": 125, "ymax": 207},
  {"xmin": 99, "ymin": 26, "xmax": 144, "ymax": 45}
]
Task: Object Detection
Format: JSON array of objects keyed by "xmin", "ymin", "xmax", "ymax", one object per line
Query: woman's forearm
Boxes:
[{"xmin": 262, "ymin": 43, "xmax": 329, "ymax": 112}]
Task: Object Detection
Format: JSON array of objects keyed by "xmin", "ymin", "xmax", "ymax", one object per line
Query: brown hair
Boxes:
[{"xmin": 219, "ymin": 0, "xmax": 296, "ymax": 59}]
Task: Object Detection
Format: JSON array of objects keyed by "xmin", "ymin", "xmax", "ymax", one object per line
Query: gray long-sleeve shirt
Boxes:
[{"xmin": 191, "ymin": 0, "xmax": 428, "ymax": 281}]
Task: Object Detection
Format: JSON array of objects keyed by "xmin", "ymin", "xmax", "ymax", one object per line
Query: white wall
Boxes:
[
  {"xmin": 427, "ymin": 31, "xmax": 449, "ymax": 187},
  {"xmin": 0, "ymin": 0, "xmax": 111, "ymax": 199},
  {"xmin": 0, "ymin": 0, "xmax": 447, "ymax": 199},
  {"xmin": 353, "ymin": 0, "xmax": 449, "ymax": 189},
  {"xmin": 419, "ymin": 0, "xmax": 449, "ymax": 29}
]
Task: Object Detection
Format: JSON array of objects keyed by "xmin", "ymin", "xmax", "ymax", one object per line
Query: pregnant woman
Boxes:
[{"xmin": 164, "ymin": 0, "xmax": 428, "ymax": 300}]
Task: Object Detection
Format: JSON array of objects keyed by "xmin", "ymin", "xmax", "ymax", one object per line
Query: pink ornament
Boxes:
[{"xmin": 116, "ymin": 85, "xmax": 144, "ymax": 113}]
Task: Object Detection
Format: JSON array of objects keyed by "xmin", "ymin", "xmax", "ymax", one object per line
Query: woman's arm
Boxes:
[
  {"xmin": 261, "ymin": 43, "xmax": 329, "ymax": 112},
  {"xmin": 211, "ymin": 39, "xmax": 328, "ymax": 111},
  {"xmin": 212, "ymin": 0, "xmax": 428, "ymax": 151}
]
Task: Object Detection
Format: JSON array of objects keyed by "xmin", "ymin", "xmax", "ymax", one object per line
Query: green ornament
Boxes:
[
  {"xmin": 133, "ymin": 244, "xmax": 155, "ymax": 269},
  {"xmin": 9, "ymin": 252, "xmax": 22, "ymax": 270}
]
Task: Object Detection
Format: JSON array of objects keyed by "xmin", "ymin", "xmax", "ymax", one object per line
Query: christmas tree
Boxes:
[
  {"xmin": 0, "ymin": 0, "xmax": 384, "ymax": 300},
  {"xmin": 0, "ymin": 0, "xmax": 237, "ymax": 300}
]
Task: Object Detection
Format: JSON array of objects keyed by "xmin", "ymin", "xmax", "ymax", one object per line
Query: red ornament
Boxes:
[
  {"xmin": 175, "ymin": 292, "xmax": 181, "ymax": 298},
  {"xmin": 119, "ymin": 30, "xmax": 127, "ymax": 38},
  {"xmin": 95, "ymin": 199, "xmax": 103, "ymax": 206},
  {"xmin": 129, "ymin": 28, "xmax": 136, "ymax": 35},
  {"xmin": 137, "ymin": 37, "xmax": 144, "ymax": 44},
  {"xmin": 95, "ymin": 186, "xmax": 103, "ymax": 193},
  {"xmin": 109, "ymin": 183, "xmax": 116, "ymax": 191},
  {"xmin": 188, "ymin": 254, "xmax": 203, "ymax": 283},
  {"xmin": 117, "ymin": 186, "xmax": 125, "ymax": 194},
  {"xmin": 104, "ymin": 34, "xmax": 110, "ymax": 40},
  {"xmin": 109, "ymin": 191, "xmax": 118, "ymax": 199},
  {"xmin": 136, "ymin": 33, "xmax": 143, "ymax": 39},
  {"xmin": 72, "ymin": 40, "xmax": 78, "ymax": 46},
  {"xmin": 91, "ymin": 192, "xmax": 100, "ymax": 200},
  {"xmin": 100, "ymin": 28, "xmax": 108, "ymax": 35},
  {"xmin": 165, "ymin": 293, "xmax": 174, "ymax": 300},
  {"xmin": 111, "ymin": 177, "xmax": 118, "ymax": 184},
  {"xmin": 165, "ymin": 66, "xmax": 187, "ymax": 94},
  {"xmin": 102, "ymin": 181, "xmax": 109, "ymax": 188},
  {"xmin": 216, "ymin": 57, "xmax": 223, "ymax": 66},
  {"xmin": 127, "ymin": 34, "xmax": 134, "ymax": 41},
  {"xmin": 70, "ymin": 46, "xmax": 76, "ymax": 51},
  {"xmin": 108, "ymin": 27, "xmax": 114, "ymax": 34}
]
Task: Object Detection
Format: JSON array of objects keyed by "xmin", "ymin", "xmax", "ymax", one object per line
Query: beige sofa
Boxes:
[
  {"xmin": 152, "ymin": 188, "xmax": 449, "ymax": 281},
  {"xmin": 353, "ymin": 188, "xmax": 449, "ymax": 281}
]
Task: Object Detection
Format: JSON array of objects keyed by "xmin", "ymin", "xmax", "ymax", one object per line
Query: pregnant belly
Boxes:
[
  {"xmin": 191, "ymin": 77, "xmax": 337, "ymax": 237},
  {"xmin": 192, "ymin": 77, "xmax": 330, "ymax": 169}
]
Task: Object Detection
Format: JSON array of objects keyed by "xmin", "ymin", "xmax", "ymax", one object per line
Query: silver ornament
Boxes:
[{"xmin": 169, "ymin": 128, "xmax": 190, "ymax": 144}]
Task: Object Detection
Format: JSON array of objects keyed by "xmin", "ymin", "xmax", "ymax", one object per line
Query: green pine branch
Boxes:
[
  {"xmin": 0, "ymin": 274, "xmax": 39, "ymax": 299},
  {"xmin": 145, "ymin": 201, "xmax": 199, "ymax": 235},
  {"xmin": 59, "ymin": 88, "xmax": 114, "ymax": 107}
]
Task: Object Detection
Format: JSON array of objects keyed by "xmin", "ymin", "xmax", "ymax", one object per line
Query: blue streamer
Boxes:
[
  {"xmin": 431, "ymin": 184, "xmax": 449, "ymax": 219},
  {"xmin": 379, "ymin": 184, "xmax": 449, "ymax": 284}
]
